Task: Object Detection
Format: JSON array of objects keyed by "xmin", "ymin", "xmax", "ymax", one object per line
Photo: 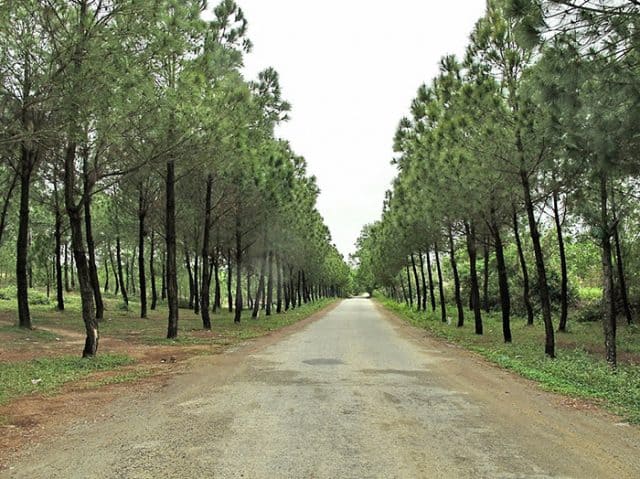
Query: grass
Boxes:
[
  {"xmin": 0, "ymin": 354, "xmax": 134, "ymax": 405},
  {"xmin": 379, "ymin": 297, "xmax": 640, "ymax": 424},
  {"xmin": 0, "ymin": 292, "xmax": 338, "ymax": 407}
]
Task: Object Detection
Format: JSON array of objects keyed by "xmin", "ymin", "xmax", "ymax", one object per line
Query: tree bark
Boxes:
[
  {"xmin": 234, "ymin": 215, "xmax": 243, "ymax": 323},
  {"xmin": 482, "ymin": 242, "xmax": 490, "ymax": 312},
  {"xmin": 410, "ymin": 254, "xmax": 422, "ymax": 311},
  {"xmin": 465, "ymin": 222, "xmax": 483, "ymax": 335},
  {"xmin": 266, "ymin": 251, "xmax": 274, "ymax": 316},
  {"xmin": 405, "ymin": 264, "xmax": 413, "ymax": 308},
  {"xmin": 109, "ymin": 244, "xmax": 119, "ymax": 295},
  {"xmin": 426, "ymin": 249, "xmax": 436, "ymax": 312},
  {"xmin": 64, "ymin": 141, "xmax": 98, "ymax": 357},
  {"xmin": 166, "ymin": 160, "xmax": 179, "ymax": 339},
  {"xmin": 520, "ymin": 169, "xmax": 555, "ymax": 357},
  {"xmin": 418, "ymin": 252, "xmax": 428, "ymax": 311},
  {"xmin": 138, "ymin": 189, "xmax": 147, "ymax": 319},
  {"xmin": 600, "ymin": 173, "xmax": 616, "ymax": 368},
  {"xmin": 434, "ymin": 244, "xmax": 446, "ymax": 323},
  {"xmin": 553, "ymin": 189, "xmax": 569, "ymax": 332},
  {"xmin": 185, "ymin": 249, "xmax": 194, "ymax": 310},
  {"xmin": 611, "ymin": 192, "xmax": 632, "ymax": 325},
  {"xmin": 227, "ymin": 249, "xmax": 233, "ymax": 313},
  {"xmin": 513, "ymin": 212, "xmax": 534, "ymax": 325},
  {"xmin": 448, "ymin": 226, "xmax": 463, "ymax": 327},
  {"xmin": 193, "ymin": 254, "xmax": 200, "ymax": 315},
  {"xmin": 252, "ymin": 253, "xmax": 267, "ymax": 318},
  {"xmin": 491, "ymin": 216, "xmax": 512, "ymax": 343},
  {"xmin": 150, "ymin": 231, "xmax": 157, "ymax": 310},
  {"xmin": 116, "ymin": 236, "xmax": 128, "ymax": 306},
  {"xmin": 276, "ymin": 254, "xmax": 283, "ymax": 313},
  {"xmin": 200, "ymin": 174, "xmax": 213, "ymax": 329},
  {"xmin": 83, "ymin": 155, "xmax": 103, "ymax": 320},
  {"xmin": 64, "ymin": 243, "xmax": 71, "ymax": 292},
  {"xmin": 161, "ymin": 250, "xmax": 166, "ymax": 301},
  {"xmin": 17, "ymin": 150, "xmax": 33, "ymax": 329},
  {"xmin": 54, "ymin": 205, "xmax": 65, "ymax": 311},
  {"xmin": 213, "ymin": 253, "xmax": 221, "ymax": 312}
]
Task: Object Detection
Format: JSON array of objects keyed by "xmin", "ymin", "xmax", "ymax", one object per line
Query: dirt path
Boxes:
[{"xmin": 3, "ymin": 299, "xmax": 640, "ymax": 478}]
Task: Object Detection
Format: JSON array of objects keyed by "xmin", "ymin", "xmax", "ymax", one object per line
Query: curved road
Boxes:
[{"xmin": 5, "ymin": 299, "xmax": 640, "ymax": 478}]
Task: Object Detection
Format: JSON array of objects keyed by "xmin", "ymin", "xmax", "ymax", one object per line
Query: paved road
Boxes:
[{"xmin": 5, "ymin": 299, "xmax": 640, "ymax": 478}]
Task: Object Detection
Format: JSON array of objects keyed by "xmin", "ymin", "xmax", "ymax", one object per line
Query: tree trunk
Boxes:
[
  {"xmin": 252, "ymin": 253, "xmax": 267, "ymax": 318},
  {"xmin": 64, "ymin": 243, "xmax": 71, "ymax": 292},
  {"xmin": 465, "ymin": 222, "xmax": 483, "ymax": 335},
  {"xmin": 600, "ymin": 173, "xmax": 616, "ymax": 368},
  {"xmin": 400, "ymin": 275, "xmax": 409, "ymax": 305},
  {"xmin": 150, "ymin": 231, "xmax": 157, "ymax": 310},
  {"xmin": 64, "ymin": 141, "xmax": 98, "ymax": 357},
  {"xmin": 213, "ymin": 254, "xmax": 221, "ymax": 313},
  {"xmin": 227, "ymin": 249, "xmax": 233, "ymax": 313},
  {"xmin": 246, "ymin": 267, "xmax": 253, "ymax": 310},
  {"xmin": 418, "ymin": 252, "xmax": 428, "ymax": 311},
  {"xmin": 482, "ymin": 242, "xmax": 490, "ymax": 312},
  {"xmin": 104, "ymin": 258, "xmax": 109, "ymax": 293},
  {"xmin": 611, "ymin": 192, "xmax": 632, "ymax": 325},
  {"xmin": 16, "ymin": 153, "xmax": 32, "ymax": 329},
  {"xmin": 138, "ymin": 191, "xmax": 147, "ymax": 319},
  {"xmin": 193, "ymin": 254, "xmax": 200, "ymax": 315},
  {"xmin": 513, "ymin": 212, "xmax": 534, "ymax": 325},
  {"xmin": 0, "ymin": 170, "xmax": 17, "ymax": 247},
  {"xmin": 434, "ymin": 244, "xmax": 446, "ymax": 323},
  {"xmin": 166, "ymin": 160, "xmax": 179, "ymax": 339},
  {"xmin": 54, "ymin": 207, "xmax": 64, "ymax": 311},
  {"xmin": 185, "ymin": 249, "xmax": 194, "ymax": 310},
  {"xmin": 448, "ymin": 226, "xmax": 463, "ymax": 327},
  {"xmin": 266, "ymin": 251, "xmax": 274, "ymax": 316},
  {"xmin": 491, "ymin": 216, "xmax": 512, "ymax": 343},
  {"xmin": 426, "ymin": 249, "xmax": 436, "ymax": 312},
  {"xmin": 553, "ymin": 189, "xmax": 569, "ymax": 332},
  {"xmin": 201, "ymin": 174, "xmax": 212, "ymax": 329},
  {"xmin": 109, "ymin": 244, "xmax": 119, "ymax": 295},
  {"xmin": 405, "ymin": 264, "xmax": 413, "ymax": 308},
  {"xmin": 276, "ymin": 254, "xmax": 283, "ymax": 314},
  {"xmin": 234, "ymin": 215, "xmax": 243, "ymax": 323},
  {"xmin": 161, "ymin": 250, "xmax": 167, "ymax": 301},
  {"xmin": 520, "ymin": 169, "xmax": 554, "ymax": 357},
  {"xmin": 410, "ymin": 254, "xmax": 421, "ymax": 311},
  {"xmin": 83, "ymin": 157, "xmax": 103, "ymax": 320},
  {"xmin": 116, "ymin": 236, "xmax": 128, "ymax": 306}
]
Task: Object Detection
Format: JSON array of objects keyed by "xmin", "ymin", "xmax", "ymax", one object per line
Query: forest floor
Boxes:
[
  {"xmin": 0, "ymin": 293, "xmax": 337, "ymax": 470},
  {"xmin": 3, "ymin": 298, "xmax": 639, "ymax": 478},
  {"xmin": 379, "ymin": 298, "xmax": 640, "ymax": 424}
]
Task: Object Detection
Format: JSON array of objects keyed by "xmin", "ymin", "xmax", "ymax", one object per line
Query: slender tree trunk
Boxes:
[
  {"xmin": 201, "ymin": 174, "xmax": 212, "ymax": 329},
  {"xmin": 297, "ymin": 270, "xmax": 303, "ymax": 306},
  {"xmin": 276, "ymin": 254, "xmax": 283, "ymax": 313},
  {"xmin": 109, "ymin": 244, "xmax": 119, "ymax": 295},
  {"xmin": 600, "ymin": 174, "xmax": 616, "ymax": 368},
  {"xmin": 0, "ymin": 170, "xmax": 17, "ymax": 247},
  {"xmin": 465, "ymin": 222, "xmax": 483, "ymax": 335},
  {"xmin": 161, "ymin": 250, "xmax": 167, "ymax": 301},
  {"xmin": 150, "ymin": 231, "xmax": 157, "ymax": 311},
  {"xmin": 64, "ymin": 243, "xmax": 70, "ymax": 292},
  {"xmin": 16, "ymin": 151, "xmax": 33, "ymax": 329},
  {"xmin": 434, "ymin": 244, "xmax": 446, "ymax": 323},
  {"xmin": 104, "ymin": 258, "xmax": 109, "ymax": 293},
  {"xmin": 418, "ymin": 252, "xmax": 428, "ymax": 311},
  {"xmin": 227, "ymin": 249, "xmax": 233, "ymax": 313},
  {"xmin": 266, "ymin": 251, "xmax": 274, "ymax": 316},
  {"xmin": 246, "ymin": 267, "xmax": 253, "ymax": 310},
  {"xmin": 138, "ymin": 190, "xmax": 147, "ymax": 319},
  {"xmin": 166, "ymin": 160, "xmax": 179, "ymax": 339},
  {"xmin": 400, "ymin": 275, "xmax": 409, "ymax": 305},
  {"xmin": 410, "ymin": 254, "xmax": 421, "ymax": 311},
  {"xmin": 54, "ymin": 208, "xmax": 64, "ymax": 311},
  {"xmin": 553, "ymin": 189, "xmax": 568, "ymax": 332},
  {"xmin": 405, "ymin": 264, "xmax": 413, "ymax": 308},
  {"xmin": 116, "ymin": 236, "xmax": 128, "ymax": 306},
  {"xmin": 426, "ymin": 249, "xmax": 436, "ymax": 312},
  {"xmin": 185, "ymin": 249, "xmax": 194, "ymax": 310},
  {"xmin": 214, "ymin": 254, "xmax": 221, "ymax": 313},
  {"xmin": 83, "ymin": 156, "xmax": 103, "ymax": 320},
  {"xmin": 520, "ymin": 169, "xmax": 554, "ymax": 357},
  {"xmin": 611, "ymin": 192, "xmax": 632, "ymax": 325},
  {"xmin": 513, "ymin": 212, "xmax": 534, "ymax": 325},
  {"xmin": 482, "ymin": 242, "xmax": 490, "ymax": 312},
  {"xmin": 193, "ymin": 254, "xmax": 200, "ymax": 315},
  {"xmin": 64, "ymin": 141, "xmax": 98, "ymax": 357},
  {"xmin": 70, "ymin": 253, "xmax": 75, "ymax": 289},
  {"xmin": 234, "ymin": 215, "xmax": 243, "ymax": 323},
  {"xmin": 491, "ymin": 216, "xmax": 512, "ymax": 343},
  {"xmin": 448, "ymin": 226, "xmax": 463, "ymax": 327},
  {"xmin": 252, "ymin": 253, "xmax": 267, "ymax": 318}
]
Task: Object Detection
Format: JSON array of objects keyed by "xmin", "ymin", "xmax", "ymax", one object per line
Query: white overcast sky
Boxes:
[{"xmin": 234, "ymin": 1, "xmax": 487, "ymax": 258}]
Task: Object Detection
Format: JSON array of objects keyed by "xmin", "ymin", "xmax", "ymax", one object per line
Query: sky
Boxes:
[{"xmin": 234, "ymin": 0, "xmax": 487, "ymax": 259}]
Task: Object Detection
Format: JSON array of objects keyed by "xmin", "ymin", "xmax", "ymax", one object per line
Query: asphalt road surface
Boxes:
[{"xmin": 5, "ymin": 299, "xmax": 640, "ymax": 478}]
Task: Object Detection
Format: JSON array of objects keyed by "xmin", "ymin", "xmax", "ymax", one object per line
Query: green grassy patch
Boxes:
[
  {"xmin": 379, "ymin": 298, "xmax": 640, "ymax": 423},
  {"xmin": 0, "ymin": 354, "xmax": 134, "ymax": 405},
  {"xmin": 0, "ymin": 325, "xmax": 60, "ymax": 342}
]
